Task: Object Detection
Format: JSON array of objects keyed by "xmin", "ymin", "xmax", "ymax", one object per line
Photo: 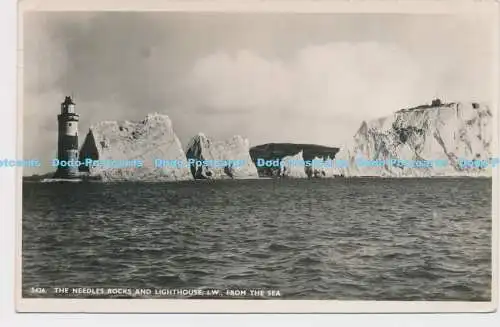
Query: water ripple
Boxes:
[{"xmin": 22, "ymin": 178, "xmax": 492, "ymax": 300}]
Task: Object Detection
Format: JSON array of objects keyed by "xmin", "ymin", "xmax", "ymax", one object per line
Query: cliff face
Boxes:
[
  {"xmin": 250, "ymin": 143, "xmax": 339, "ymax": 177},
  {"xmin": 334, "ymin": 102, "xmax": 494, "ymax": 177},
  {"xmin": 306, "ymin": 156, "xmax": 336, "ymax": 178},
  {"xmin": 279, "ymin": 151, "xmax": 309, "ymax": 178},
  {"xmin": 185, "ymin": 133, "xmax": 259, "ymax": 179},
  {"xmin": 78, "ymin": 113, "xmax": 193, "ymax": 182}
]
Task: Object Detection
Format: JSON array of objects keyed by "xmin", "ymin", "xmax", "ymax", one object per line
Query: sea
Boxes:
[{"xmin": 22, "ymin": 178, "xmax": 492, "ymax": 301}]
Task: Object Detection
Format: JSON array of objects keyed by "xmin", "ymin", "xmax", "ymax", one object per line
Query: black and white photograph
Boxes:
[{"xmin": 17, "ymin": 0, "xmax": 498, "ymax": 313}]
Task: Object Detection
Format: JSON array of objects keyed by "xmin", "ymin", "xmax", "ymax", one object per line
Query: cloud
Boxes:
[{"xmin": 180, "ymin": 42, "xmax": 438, "ymax": 145}]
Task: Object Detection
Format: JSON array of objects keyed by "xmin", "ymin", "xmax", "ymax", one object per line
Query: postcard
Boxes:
[{"xmin": 15, "ymin": 0, "xmax": 499, "ymax": 313}]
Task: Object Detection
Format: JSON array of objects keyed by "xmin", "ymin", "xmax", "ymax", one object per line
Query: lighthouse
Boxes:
[{"xmin": 54, "ymin": 96, "xmax": 80, "ymax": 178}]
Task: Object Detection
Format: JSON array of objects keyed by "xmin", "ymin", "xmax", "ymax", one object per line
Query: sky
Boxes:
[{"xmin": 22, "ymin": 11, "xmax": 496, "ymax": 174}]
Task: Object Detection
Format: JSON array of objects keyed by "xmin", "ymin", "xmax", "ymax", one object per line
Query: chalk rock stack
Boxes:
[
  {"xmin": 78, "ymin": 113, "xmax": 193, "ymax": 182},
  {"xmin": 279, "ymin": 151, "xmax": 309, "ymax": 178},
  {"xmin": 185, "ymin": 133, "xmax": 259, "ymax": 180}
]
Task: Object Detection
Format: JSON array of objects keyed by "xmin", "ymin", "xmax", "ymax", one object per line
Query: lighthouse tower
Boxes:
[{"xmin": 55, "ymin": 96, "xmax": 79, "ymax": 178}]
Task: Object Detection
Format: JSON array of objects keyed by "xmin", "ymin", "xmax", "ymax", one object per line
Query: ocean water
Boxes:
[{"xmin": 22, "ymin": 178, "xmax": 492, "ymax": 300}]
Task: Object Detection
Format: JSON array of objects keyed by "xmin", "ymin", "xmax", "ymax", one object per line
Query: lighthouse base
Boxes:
[
  {"xmin": 41, "ymin": 178, "xmax": 83, "ymax": 183},
  {"xmin": 53, "ymin": 170, "xmax": 80, "ymax": 179}
]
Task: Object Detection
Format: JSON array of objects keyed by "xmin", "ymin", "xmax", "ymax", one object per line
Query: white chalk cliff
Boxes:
[
  {"xmin": 306, "ymin": 156, "xmax": 336, "ymax": 178},
  {"xmin": 334, "ymin": 102, "xmax": 494, "ymax": 177},
  {"xmin": 185, "ymin": 133, "xmax": 259, "ymax": 179},
  {"xmin": 79, "ymin": 113, "xmax": 193, "ymax": 182},
  {"xmin": 279, "ymin": 151, "xmax": 309, "ymax": 178}
]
